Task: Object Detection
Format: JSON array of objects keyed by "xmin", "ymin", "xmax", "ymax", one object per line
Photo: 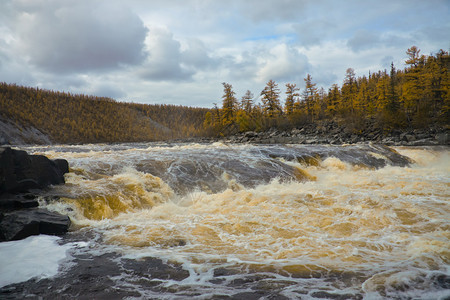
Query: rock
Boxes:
[
  {"xmin": 305, "ymin": 139, "xmax": 318, "ymax": 144},
  {"xmin": 0, "ymin": 147, "xmax": 69, "ymax": 194},
  {"xmin": 0, "ymin": 209, "xmax": 71, "ymax": 241},
  {"xmin": 409, "ymin": 139, "xmax": 438, "ymax": 146},
  {"xmin": 435, "ymin": 133, "xmax": 449, "ymax": 144},
  {"xmin": 53, "ymin": 159, "xmax": 70, "ymax": 174},
  {"xmin": 0, "ymin": 193, "xmax": 39, "ymax": 209},
  {"xmin": 243, "ymin": 131, "xmax": 257, "ymax": 138},
  {"xmin": 405, "ymin": 134, "xmax": 416, "ymax": 142},
  {"xmin": 0, "ymin": 147, "xmax": 70, "ymax": 242}
]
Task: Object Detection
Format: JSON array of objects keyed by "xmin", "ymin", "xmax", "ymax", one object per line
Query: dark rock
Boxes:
[
  {"xmin": 0, "ymin": 252, "xmax": 141, "ymax": 300},
  {"xmin": 0, "ymin": 193, "xmax": 39, "ymax": 209},
  {"xmin": 311, "ymin": 291, "xmax": 363, "ymax": 300},
  {"xmin": 122, "ymin": 256, "xmax": 190, "ymax": 281},
  {"xmin": 0, "ymin": 209, "xmax": 71, "ymax": 241},
  {"xmin": 0, "ymin": 147, "xmax": 16, "ymax": 192},
  {"xmin": 405, "ymin": 134, "xmax": 416, "ymax": 142},
  {"xmin": 243, "ymin": 131, "xmax": 257, "ymax": 138},
  {"xmin": 0, "ymin": 147, "xmax": 69, "ymax": 194},
  {"xmin": 435, "ymin": 133, "xmax": 449, "ymax": 144},
  {"xmin": 53, "ymin": 159, "xmax": 70, "ymax": 174}
]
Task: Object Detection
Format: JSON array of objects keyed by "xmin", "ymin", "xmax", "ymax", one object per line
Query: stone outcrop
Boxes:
[
  {"xmin": 0, "ymin": 147, "xmax": 67, "ymax": 194},
  {"xmin": 0, "ymin": 147, "xmax": 71, "ymax": 242},
  {"xmin": 0, "ymin": 116, "xmax": 52, "ymax": 145},
  {"xmin": 222, "ymin": 122, "xmax": 449, "ymax": 146},
  {"xmin": 0, "ymin": 209, "xmax": 71, "ymax": 241}
]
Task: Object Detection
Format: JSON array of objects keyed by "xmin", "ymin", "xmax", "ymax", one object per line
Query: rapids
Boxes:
[{"xmin": 1, "ymin": 143, "xmax": 449, "ymax": 299}]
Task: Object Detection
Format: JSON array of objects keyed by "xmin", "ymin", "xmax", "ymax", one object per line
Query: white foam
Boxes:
[{"xmin": 0, "ymin": 235, "xmax": 72, "ymax": 288}]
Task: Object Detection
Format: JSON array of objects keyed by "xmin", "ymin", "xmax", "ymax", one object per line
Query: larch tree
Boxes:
[
  {"xmin": 241, "ymin": 90, "xmax": 254, "ymax": 114},
  {"xmin": 302, "ymin": 74, "xmax": 318, "ymax": 120},
  {"xmin": 285, "ymin": 83, "xmax": 299, "ymax": 116},
  {"xmin": 260, "ymin": 80, "xmax": 282, "ymax": 118},
  {"xmin": 221, "ymin": 82, "xmax": 238, "ymax": 124},
  {"xmin": 341, "ymin": 68, "xmax": 357, "ymax": 115}
]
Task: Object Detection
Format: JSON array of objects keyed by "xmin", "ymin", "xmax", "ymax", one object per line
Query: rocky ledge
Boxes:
[
  {"xmin": 222, "ymin": 122, "xmax": 449, "ymax": 146},
  {"xmin": 0, "ymin": 147, "xmax": 70, "ymax": 242}
]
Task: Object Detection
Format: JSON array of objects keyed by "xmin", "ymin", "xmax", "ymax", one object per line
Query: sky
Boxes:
[{"xmin": 0, "ymin": 0, "xmax": 449, "ymax": 108}]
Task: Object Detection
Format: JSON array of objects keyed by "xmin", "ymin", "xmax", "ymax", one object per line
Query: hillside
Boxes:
[{"xmin": 0, "ymin": 83, "xmax": 209, "ymax": 144}]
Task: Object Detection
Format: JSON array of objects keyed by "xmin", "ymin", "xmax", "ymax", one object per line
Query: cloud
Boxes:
[
  {"xmin": 347, "ymin": 30, "xmax": 381, "ymax": 52},
  {"xmin": 293, "ymin": 19, "xmax": 334, "ymax": 47},
  {"xmin": 138, "ymin": 27, "xmax": 192, "ymax": 81},
  {"xmin": 12, "ymin": 1, "xmax": 147, "ymax": 73},
  {"xmin": 239, "ymin": 0, "xmax": 310, "ymax": 22},
  {"xmin": 1, "ymin": 0, "xmax": 449, "ymax": 108},
  {"xmin": 91, "ymin": 83, "xmax": 126, "ymax": 99},
  {"xmin": 139, "ymin": 28, "xmax": 221, "ymax": 82},
  {"xmin": 181, "ymin": 39, "xmax": 219, "ymax": 70},
  {"xmin": 256, "ymin": 44, "xmax": 310, "ymax": 83}
]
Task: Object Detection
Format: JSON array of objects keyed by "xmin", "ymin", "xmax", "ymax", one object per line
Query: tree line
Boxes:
[
  {"xmin": 204, "ymin": 47, "xmax": 449, "ymax": 136},
  {"xmin": 0, "ymin": 83, "xmax": 209, "ymax": 143}
]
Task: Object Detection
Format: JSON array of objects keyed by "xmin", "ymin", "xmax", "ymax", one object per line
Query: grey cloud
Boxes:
[
  {"xmin": 138, "ymin": 28, "xmax": 193, "ymax": 81},
  {"xmin": 347, "ymin": 30, "xmax": 381, "ymax": 52},
  {"xmin": 91, "ymin": 84, "xmax": 126, "ymax": 99},
  {"xmin": 414, "ymin": 24, "xmax": 450, "ymax": 50},
  {"xmin": 293, "ymin": 19, "xmax": 334, "ymax": 47},
  {"xmin": 380, "ymin": 56, "xmax": 394, "ymax": 69},
  {"xmin": 13, "ymin": 1, "xmax": 147, "ymax": 73},
  {"xmin": 139, "ymin": 29, "xmax": 221, "ymax": 82},
  {"xmin": 227, "ymin": 51, "xmax": 259, "ymax": 81},
  {"xmin": 181, "ymin": 39, "xmax": 220, "ymax": 70},
  {"xmin": 239, "ymin": 0, "xmax": 311, "ymax": 22}
]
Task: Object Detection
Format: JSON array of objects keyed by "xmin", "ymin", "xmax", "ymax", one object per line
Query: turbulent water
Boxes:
[{"xmin": 1, "ymin": 143, "xmax": 449, "ymax": 299}]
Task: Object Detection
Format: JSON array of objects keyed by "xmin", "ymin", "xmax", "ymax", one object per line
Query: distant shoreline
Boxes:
[{"xmin": 175, "ymin": 124, "xmax": 449, "ymax": 147}]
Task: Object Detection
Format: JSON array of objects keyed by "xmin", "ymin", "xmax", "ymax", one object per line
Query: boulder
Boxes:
[
  {"xmin": 0, "ymin": 147, "xmax": 68, "ymax": 194},
  {"xmin": 0, "ymin": 208, "xmax": 71, "ymax": 241},
  {"xmin": 0, "ymin": 147, "xmax": 71, "ymax": 242},
  {"xmin": 435, "ymin": 133, "xmax": 449, "ymax": 145}
]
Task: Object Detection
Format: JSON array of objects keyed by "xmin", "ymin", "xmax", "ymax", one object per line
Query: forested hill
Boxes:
[{"xmin": 0, "ymin": 83, "xmax": 209, "ymax": 144}]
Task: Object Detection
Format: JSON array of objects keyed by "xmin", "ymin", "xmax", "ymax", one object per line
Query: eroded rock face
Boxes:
[
  {"xmin": 0, "ymin": 209, "xmax": 71, "ymax": 242},
  {"xmin": 0, "ymin": 147, "xmax": 68, "ymax": 194},
  {"xmin": 0, "ymin": 147, "xmax": 71, "ymax": 242}
]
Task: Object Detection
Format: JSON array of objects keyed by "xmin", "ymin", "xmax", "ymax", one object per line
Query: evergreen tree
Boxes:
[{"xmin": 386, "ymin": 62, "xmax": 400, "ymax": 113}]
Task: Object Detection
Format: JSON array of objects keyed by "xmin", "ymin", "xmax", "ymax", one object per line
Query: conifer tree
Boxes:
[
  {"xmin": 260, "ymin": 80, "xmax": 281, "ymax": 118},
  {"xmin": 241, "ymin": 90, "xmax": 254, "ymax": 114},
  {"xmin": 302, "ymin": 74, "xmax": 318, "ymax": 120},
  {"xmin": 285, "ymin": 83, "xmax": 299, "ymax": 115},
  {"xmin": 221, "ymin": 82, "xmax": 237, "ymax": 124}
]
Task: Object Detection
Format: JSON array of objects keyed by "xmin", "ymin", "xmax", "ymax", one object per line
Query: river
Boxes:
[{"xmin": 1, "ymin": 143, "xmax": 449, "ymax": 299}]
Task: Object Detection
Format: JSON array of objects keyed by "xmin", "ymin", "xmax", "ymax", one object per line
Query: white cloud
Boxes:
[
  {"xmin": 138, "ymin": 27, "xmax": 192, "ymax": 81},
  {"xmin": 12, "ymin": 1, "xmax": 147, "ymax": 73},
  {"xmin": 256, "ymin": 44, "xmax": 310, "ymax": 83}
]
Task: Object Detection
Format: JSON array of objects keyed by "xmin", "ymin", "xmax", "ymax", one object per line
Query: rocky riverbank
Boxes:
[
  {"xmin": 220, "ymin": 122, "xmax": 449, "ymax": 146},
  {"xmin": 0, "ymin": 147, "xmax": 71, "ymax": 242}
]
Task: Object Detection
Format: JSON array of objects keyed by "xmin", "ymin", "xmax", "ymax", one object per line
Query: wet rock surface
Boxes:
[
  {"xmin": 0, "ymin": 208, "xmax": 71, "ymax": 241},
  {"xmin": 0, "ymin": 245, "xmax": 360, "ymax": 299},
  {"xmin": 0, "ymin": 147, "xmax": 70, "ymax": 241},
  {"xmin": 0, "ymin": 147, "xmax": 67, "ymax": 194}
]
